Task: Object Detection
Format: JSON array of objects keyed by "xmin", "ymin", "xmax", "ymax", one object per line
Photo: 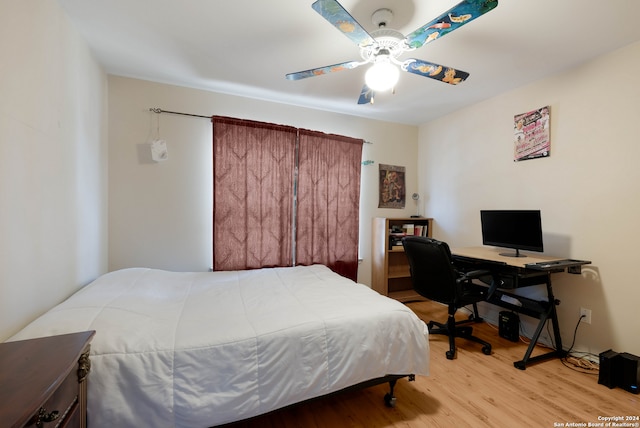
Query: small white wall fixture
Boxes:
[{"xmin": 150, "ymin": 139, "xmax": 168, "ymax": 162}]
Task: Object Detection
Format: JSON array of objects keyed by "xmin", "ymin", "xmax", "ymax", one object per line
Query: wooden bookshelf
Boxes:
[{"xmin": 371, "ymin": 217, "xmax": 433, "ymax": 302}]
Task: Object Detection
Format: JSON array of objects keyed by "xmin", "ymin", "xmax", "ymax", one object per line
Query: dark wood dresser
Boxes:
[{"xmin": 0, "ymin": 330, "xmax": 95, "ymax": 428}]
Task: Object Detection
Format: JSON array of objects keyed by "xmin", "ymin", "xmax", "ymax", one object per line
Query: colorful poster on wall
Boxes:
[
  {"xmin": 514, "ymin": 106, "xmax": 550, "ymax": 161},
  {"xmin": 378, "ymin": 164, "xmax": 406, "ymax": 208}
]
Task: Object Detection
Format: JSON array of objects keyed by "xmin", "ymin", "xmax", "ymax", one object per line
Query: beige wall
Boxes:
[
  {"xmin": 107, "ymin": 76, "xmax": 419, "ymax": 286},
  {"xmin": 0, "ymin": 1, "xmax": 109, "ymax": 340},
  {"xmin": 419, "ymin": 40, "xmax": 640, "ymax": 356}
]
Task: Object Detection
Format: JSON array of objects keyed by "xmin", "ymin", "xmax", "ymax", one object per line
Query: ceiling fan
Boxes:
[{"xmin": 286, "ymin": 0, "xmax": 498, "ymax": 105}]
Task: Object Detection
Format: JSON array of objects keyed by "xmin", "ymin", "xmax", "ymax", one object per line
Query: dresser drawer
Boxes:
[
  {"xmin": 1, "ymin": 331, "xmax": 94, "ymax": 428},
  {"xmin": 25, "ymin": 370, "xmax": 79, "ymax": 428}
]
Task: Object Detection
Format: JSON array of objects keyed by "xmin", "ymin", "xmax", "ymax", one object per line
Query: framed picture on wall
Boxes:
[
  {"xmin": 514, "ymin": 105, "xmax": 550, "ymax": 161},
  {"xmin": 378, "ymin": 164, "xmax": 406, "ymax": 208}
]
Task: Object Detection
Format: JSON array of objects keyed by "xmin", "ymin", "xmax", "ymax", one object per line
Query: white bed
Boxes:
[{"xmin": 9, "ymin": 264, "xmax": 429, "ymax": 427}]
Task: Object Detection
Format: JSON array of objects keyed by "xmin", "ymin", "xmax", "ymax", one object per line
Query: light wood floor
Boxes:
[{"xmin": 225, "ymin": 300, "xmax": 639, "ymax": 427}]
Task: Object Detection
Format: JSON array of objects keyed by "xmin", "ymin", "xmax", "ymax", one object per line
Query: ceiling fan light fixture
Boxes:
[
  {"xmin": 365, "ymin": 61, "xmax": 399, "ymax": 92},
  {"xmin": 288, "ymin": 0, "xmax": 499, "ymax": 105}
]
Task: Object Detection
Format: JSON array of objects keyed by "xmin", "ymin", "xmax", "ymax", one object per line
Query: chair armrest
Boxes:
[
  {"xmin": 459, "ymin": 269, "xmax": 499, "ymax": 299},
  {"xmin": 461, "ymin": 269, "xmax": 491, "ymax": 280}
]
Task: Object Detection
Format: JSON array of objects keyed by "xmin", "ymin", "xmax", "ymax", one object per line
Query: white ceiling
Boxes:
[{"xmin": 58, "ymin": 0, "xmax": 640, "ymax": 125}]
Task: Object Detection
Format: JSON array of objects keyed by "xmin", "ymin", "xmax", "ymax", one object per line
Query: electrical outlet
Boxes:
[{"xmin": 580, "ymin": 307, "xmax": 592, "ymax": 324}]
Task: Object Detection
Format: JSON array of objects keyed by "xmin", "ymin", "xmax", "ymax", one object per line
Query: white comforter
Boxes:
[{"xmin": 9, "ymin": 265, "xmax": 429, "ymax": 427}]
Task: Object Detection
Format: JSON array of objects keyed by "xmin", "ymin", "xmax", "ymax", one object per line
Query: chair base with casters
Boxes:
[
  {"xmin": 427, "ymin": 302, "xmax": 492, "ymax": 360},
  {"xmin": 402, "ymin": 236, "xmax": 495, "ymax": 360}
]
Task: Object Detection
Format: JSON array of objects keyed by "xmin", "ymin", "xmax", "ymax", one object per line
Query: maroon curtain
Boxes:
[
  {"xmin": 212, "ymin": 117, "xmax": 363, "ymax": 281},
  {"xmin": 212, "ymin": 116, "xmax": 296, "ymax": 271},
  {"xmin": 296, "ymin": 129, "xmax": 363, "ymax": 281}
]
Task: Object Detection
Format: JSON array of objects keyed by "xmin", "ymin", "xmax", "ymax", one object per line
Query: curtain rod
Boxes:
[
  {"xmin": 149, "ymin": 107, "xmax": 374, "ymax": 145},
  {"xmin": 149, "ymin": 107, "xmax": 210, "ymax": 119}
]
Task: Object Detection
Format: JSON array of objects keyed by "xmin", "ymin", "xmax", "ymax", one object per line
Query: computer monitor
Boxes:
[{"xmin": 480, "ymin": 210, "xmax": 544, "ymax": 257}]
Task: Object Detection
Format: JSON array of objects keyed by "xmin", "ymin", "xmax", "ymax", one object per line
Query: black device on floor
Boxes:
[
  {"xmin": 598, "ymin": 350, "xmax": 621, "ymax": 388},
  {"xmin": 599, "ymin": 350, "xmax": 640, "ymax": 394},
  {"xmin": 498, "ymin": 311, "xmax": 520, "ymax": 342}
]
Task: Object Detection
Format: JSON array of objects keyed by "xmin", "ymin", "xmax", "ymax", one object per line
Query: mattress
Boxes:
[{"xmin": 9, "ymin": 265, "xmax": 429, "ymax": 427}]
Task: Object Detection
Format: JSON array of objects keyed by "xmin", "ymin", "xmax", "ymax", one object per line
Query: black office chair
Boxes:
[{"xmin": 402, "ymin": 236, "xmax": 493, "ymax": 360}]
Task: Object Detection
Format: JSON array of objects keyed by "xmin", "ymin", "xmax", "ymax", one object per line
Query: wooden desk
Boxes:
[
  {"xmin": 454, "ymin": 246, "xmax": 565, "ymax": 267},
  {"xmin": 451, "ymin": 246, "xmax": 590, "ymax": 370}
]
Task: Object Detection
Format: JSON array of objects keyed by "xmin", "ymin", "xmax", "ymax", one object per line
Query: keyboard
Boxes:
[{"xmin": 525, "ymin": 259, "xmax": 590, "ymax": 270}]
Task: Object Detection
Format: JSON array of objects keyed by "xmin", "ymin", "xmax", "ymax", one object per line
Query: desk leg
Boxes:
[{"xmin": 514, "ymin": 276, "xmax": 566, "ymax": 370}]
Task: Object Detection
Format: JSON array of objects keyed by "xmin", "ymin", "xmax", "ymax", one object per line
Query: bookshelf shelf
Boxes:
[{"xmin": 371, "ymin": 217, "xmax": 433, "ymax": 302}]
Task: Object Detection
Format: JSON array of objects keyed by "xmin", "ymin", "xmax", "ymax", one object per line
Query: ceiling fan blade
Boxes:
[
  {"xmin": 357, "ymin": 85, "xmax": 375, "ymax": 105},
  {"xmin": 404, "ymin": 0, "xmax": 498, "ymax": 49},
  {"xmin": 311, "ymin": 0, "xmax": 375, "ymax": 48},
  {"xmin": 286, "ymin": 60, "xmax": 362, "ymax": 80},
  {"xmin": 402, "ymin": 59, "xmax": 470, "ymax": 85}
]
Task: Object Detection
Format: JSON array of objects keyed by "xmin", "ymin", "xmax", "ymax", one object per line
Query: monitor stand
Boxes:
[{"xmin": 499, "ymin": 248, "xmax": 527, "ymax": 258}]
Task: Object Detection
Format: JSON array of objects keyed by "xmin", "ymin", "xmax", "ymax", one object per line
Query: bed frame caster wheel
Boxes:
[
  {"xmin": 446, "ymin": 350, "xmax": 455, "ymax": 360},
  {"xmin": 384, "ymin": 393, "xmax": 396, "ymax": 408},
  {"xmin": 482, "ymin": 345, "xmax": 492, "ymax": 355}
]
